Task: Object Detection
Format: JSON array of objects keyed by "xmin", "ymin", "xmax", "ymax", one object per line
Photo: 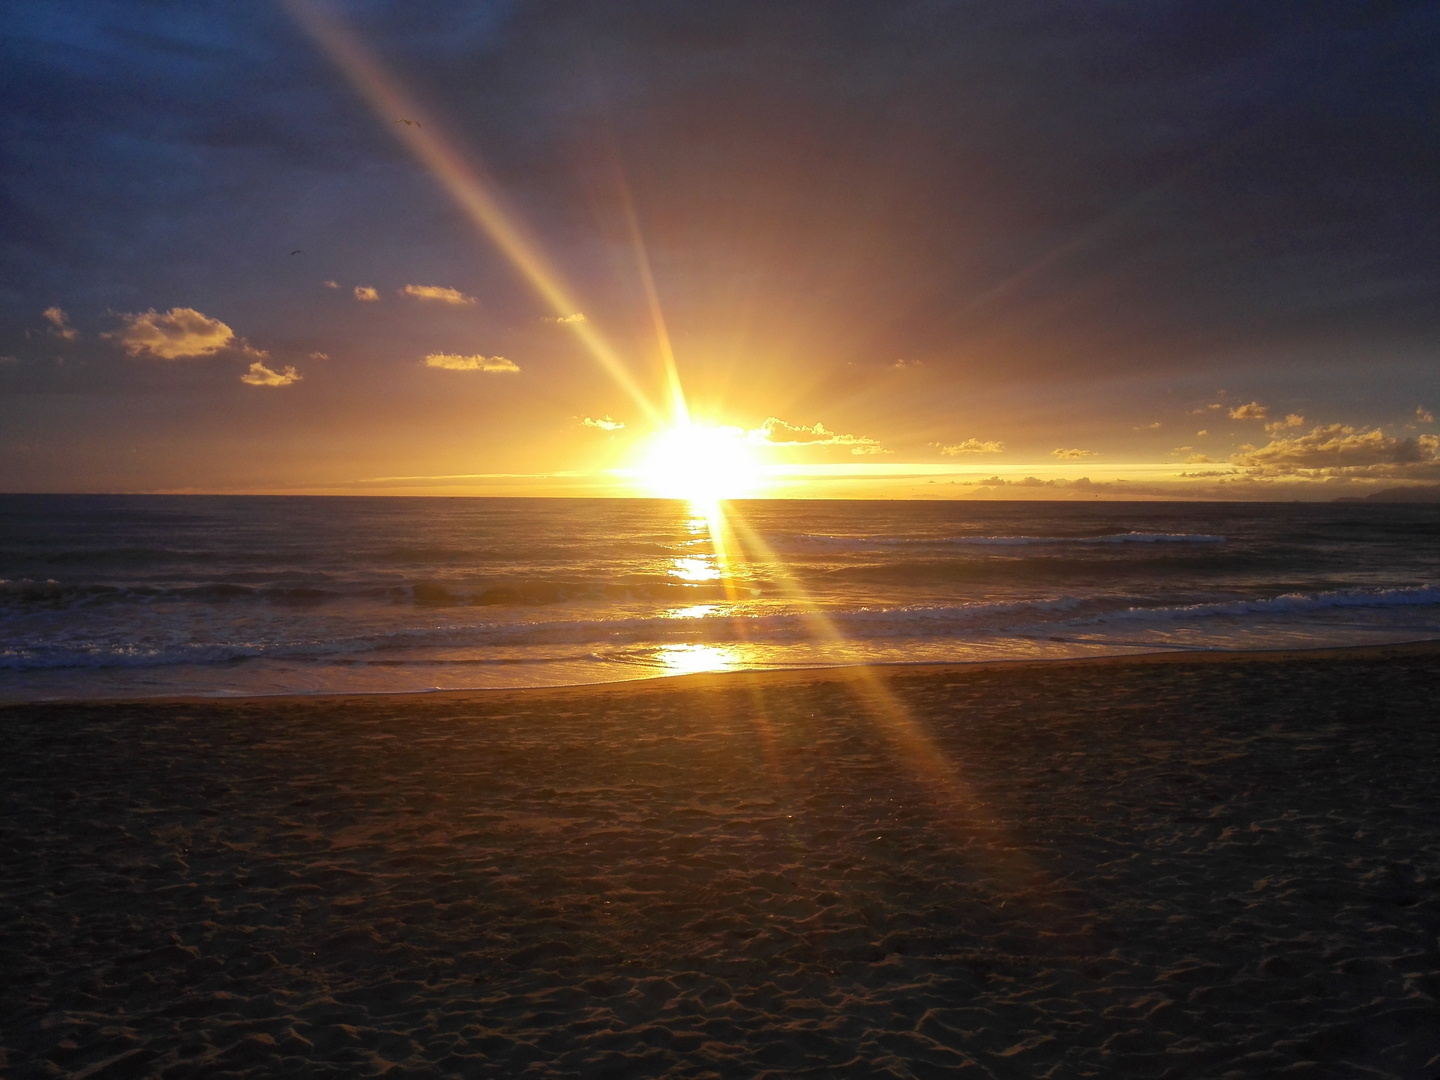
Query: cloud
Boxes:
[
  {"xmin": 748, "ymin": 417, "xmax": 884, "ymax": 454},
  {"xmin": 107, "ymin": 307, "xmax": 234, "ymax": 359},
  {"xmin": 1135, "ymin": 421, "xmax": 1161, "ymax": 430},
  {"xmin": 1052, "ymin": 447, "xmax": 1097, "ymax": 459},
  {"xmin": 0, "ymin": 355, "xmax": 18, "ymax": 365},
  {"xmin": 1232, "ymin": 424, "xmax": 1440, "ymax": 476},
  {"xmin": 402, "ymin": 284, "xmax": 476, "ymax": 306},
  {"xmin": 240, "ymin": 361, "xmax": 301, "ymax": 387},
  {"xmin": 1419, "ymin": 406, "xmax": 1435, "ymax": 424},
  {"xmin": 935, "ymin": 439, "xmax": 1005, "ymax": 455},
  {"xmin": 892, "ymin": 358, "xmax": 922, "ymax": 369},
  {"xmin": 354, "ymin": 286, "xmax": 379, "ymax": 302},
  {"xmin": 308, "ymin": 351, "xmax": 329, "ymax": 360},
  {"xmin": 1264, "ymin": 413, "xmax": 1305, "ymax": 435},
  {"xmin": 1196, "ymin": 429, "xmax": 1208, "ymax": 437},
  {"xmin": 323, "ymin": 280, "xmax": 339, "ymax": 289},
  {"xmin": 1184, "ymin": 454, "xmax": 1215, "ymax": 464},
  {"xmin": 544, "ymin": 312, "xmax": 586, "ymax": 324},
  {"xmin": 424, "ymin": 353, "xmax": 520, "ymax": 373},
  {"xmin": 582, "ymin": 415, "xmax": 624, "ymax": 430},
  {"xmin": 43, "ymin": 306, "xmax": 78, "ymax": 340},
  {"xmin": 972, "ymin": 475, "xmax": 1060, "ymax": 488},
  {"xmin": 1228, "ymin": 401, "xmax": 1269, "ymax": 420}
]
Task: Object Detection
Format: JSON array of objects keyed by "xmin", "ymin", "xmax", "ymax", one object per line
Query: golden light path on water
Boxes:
[{"xmin": 287, "ymin": 2, "xmax": 1035, "ymax": 873}]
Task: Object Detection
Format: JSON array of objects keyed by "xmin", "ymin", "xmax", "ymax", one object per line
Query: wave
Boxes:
[
  {"xmin": 1095, "ymin": 584, "xmax": 1440, "ymax": 625},
  {"xmin": 0, "ymin": 546, "xmax": 222, "ymax": 567},
  {"xmin": 0, "ymin": 575, "xmax": 743, "ymax": 613},
  {"xmin": 375, "ymin": 540, "xmax": 675, "ymax": 564},
  {"xmin": 407, "ymin": 578, "xmax": 738, "ymax": 607},
  {"xmin": 0, "ymin": 594, "xmax": 1096, "ymax": 670},
  {"xmin": 0, "ymin": 579, "xmax": 346, "ymax": 610},
  {"xmin": 3, "ymin": 582, "xmax": 1435, "ymax": 672},
  {"xmin": 787, "ymin": 531, "xmax": 1226, "ymax": 550},
  {"xmin": 941, "ymin": 531, "xmax": 1227, "ymax": 546}
]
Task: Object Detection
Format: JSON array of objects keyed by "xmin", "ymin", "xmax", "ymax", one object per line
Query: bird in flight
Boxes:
[
  {"xmin": 393, "ymin": 118, "xmax": 421, "ymax": 127},
  {"xmin": 290, "ymin": 250, "xmax": 302, "ymax": 255}
]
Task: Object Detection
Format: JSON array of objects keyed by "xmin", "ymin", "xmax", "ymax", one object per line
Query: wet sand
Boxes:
[{"xmin": 3, "ymin": 644, "xmax": 1439, "ymax": 1078}]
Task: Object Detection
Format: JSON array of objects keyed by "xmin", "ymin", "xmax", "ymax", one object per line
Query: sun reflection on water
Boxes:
[
  {"xmin": 655, "ymin": 643, "xmax": 738, "ymax": 675},
  {"xmin": 668, "ymin": 604, "xmax": 720, "ymax": 619},
  {"xmin": 671, "ymin": 556, "xmax": 721, "ymax": 582}
]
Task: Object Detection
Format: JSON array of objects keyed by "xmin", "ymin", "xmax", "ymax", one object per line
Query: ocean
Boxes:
[{"xmin": 2, "ymin": 494, "xmax": 1437, "ymax": 700}]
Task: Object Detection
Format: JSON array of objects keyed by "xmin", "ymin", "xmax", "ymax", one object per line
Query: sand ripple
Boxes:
[{"xmin": 2, "ymin": 649, "xmax": 1438, "ymax": 1077}]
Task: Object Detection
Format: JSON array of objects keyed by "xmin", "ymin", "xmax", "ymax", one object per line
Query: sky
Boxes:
[{"xmin": 2, "ymin": 0, "xmax": 1438, "ymax": 499}]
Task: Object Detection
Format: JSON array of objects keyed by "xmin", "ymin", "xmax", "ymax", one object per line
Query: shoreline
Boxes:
[{"xmin": 7, "ymin": 636, "xmax": 1440, "ymax": 709}]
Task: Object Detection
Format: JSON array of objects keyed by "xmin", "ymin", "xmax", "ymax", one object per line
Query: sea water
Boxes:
[{"xmin": 2, "ymin": 495, "xmax": 1437, "ymax": 700}]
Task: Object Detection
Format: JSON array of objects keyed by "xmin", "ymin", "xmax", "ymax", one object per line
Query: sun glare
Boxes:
[
  {"xmin": 634, "ymin": 424, "xmax": 762, "ymax": 502},
  {"xmin": 655, "ymin": 643, "xmax": 739, "ymax": 675}
]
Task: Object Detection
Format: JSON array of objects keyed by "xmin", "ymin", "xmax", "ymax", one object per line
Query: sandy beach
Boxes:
[{"xmin": 3, "ymin": 644, "xmax": 1439, "ymax": 1078}]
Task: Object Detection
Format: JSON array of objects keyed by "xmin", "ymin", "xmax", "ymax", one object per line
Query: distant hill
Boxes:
[{"xmin": 1334, "ymin": 484, "xmax": 1440, "ymax": 503}]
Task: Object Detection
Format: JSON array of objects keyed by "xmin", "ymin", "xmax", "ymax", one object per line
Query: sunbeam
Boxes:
[
  {"xmin": 287, "ymin": 0, "xmax": 1031, "ymax": 881},
  {"xmin": 610, "ymin": 162, "xmax": 690, "ymax": 427},
  {"xmin": 283, "ymin": 0, "xmax": 662, "ymax": 425},
  {"xmin": 707, "ymin": 501, "xmax": 1028, "ymax": 862}
]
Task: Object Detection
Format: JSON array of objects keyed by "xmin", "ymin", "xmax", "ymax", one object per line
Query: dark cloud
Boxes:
[
  {"xmin": 8, "ymin": 5, "xmax": 1439, "ymax": 351},
  {"xmin": 402, "ymin": 1, "xmax": 1440, "ymax": 386},
  {"xmin": 2, "ymin": 1, "xmax": 1438, "ymax": 490}
]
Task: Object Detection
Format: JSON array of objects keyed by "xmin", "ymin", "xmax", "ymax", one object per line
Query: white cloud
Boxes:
[
  {"xmin": 935, "ymin": 439, "xmax": 1004, "ymax": 455},
  {"xmin": 1264, "ymin": 413, "xmax": 1305, "ymax": 435},
  {"xmin": 107, "ymin": 307, "xmax": 234, "ymax": 359},
  {"xmin": 544, "ymin": 312, "xmax": 586, "ymax": 324},
  {"xmin": 354, "ymin": 286, "xmax": 379, "ymax": 302},
  {"xmin": 1196, "ymin": 429, "xmax": 1208, "ymax": 437},
  {"xmin": 43, "ymin": 306, "xmax": 78, "ymax": 340},
  {"xmin": 424, "ymin": 353, "xmax": 519, "ymax": 373},
  {"xmin": 309, "ymin": 351, "xmax": 329, "ymax": 360},
  {"xmin": 1052, "ymin": 447, "xmax": 1097, "ymax": 459},
  {"xmin": 748, "ymin": 417, "xmax": 884, "ymax": 454},
  {"xmin": 1136, "ymin": 421, "xmax": 1161, "ymax": 430},
  {"xmin": 323, "ymin": 280, "xmax": 340, "ymax": 289},
  {"xmin": 582, "ymin": 415, "xmax": 624, "ymax": 430},
  {"xmin": 403, "ymin": 284, "xmax": 476, "ymax": 306},
  {"xmin": 240, "ymin": 361, "xmax": 301, "ymax": 387},
  {"xmin": 1228, "ymin": 401, "xmax": 1269, "ymax": 420},
  {"xmin": 1418, "ymin": 406, "xmax": 1435, "ymax": 424},
  {"xmin": 1232, "ymin": 424, "xmax": 1440, "ymax": 476}
]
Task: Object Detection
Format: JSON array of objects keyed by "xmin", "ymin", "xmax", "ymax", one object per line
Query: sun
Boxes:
[{"xmin": 633, "ymin": 423, "xmax": 763, "ymax": 502}]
